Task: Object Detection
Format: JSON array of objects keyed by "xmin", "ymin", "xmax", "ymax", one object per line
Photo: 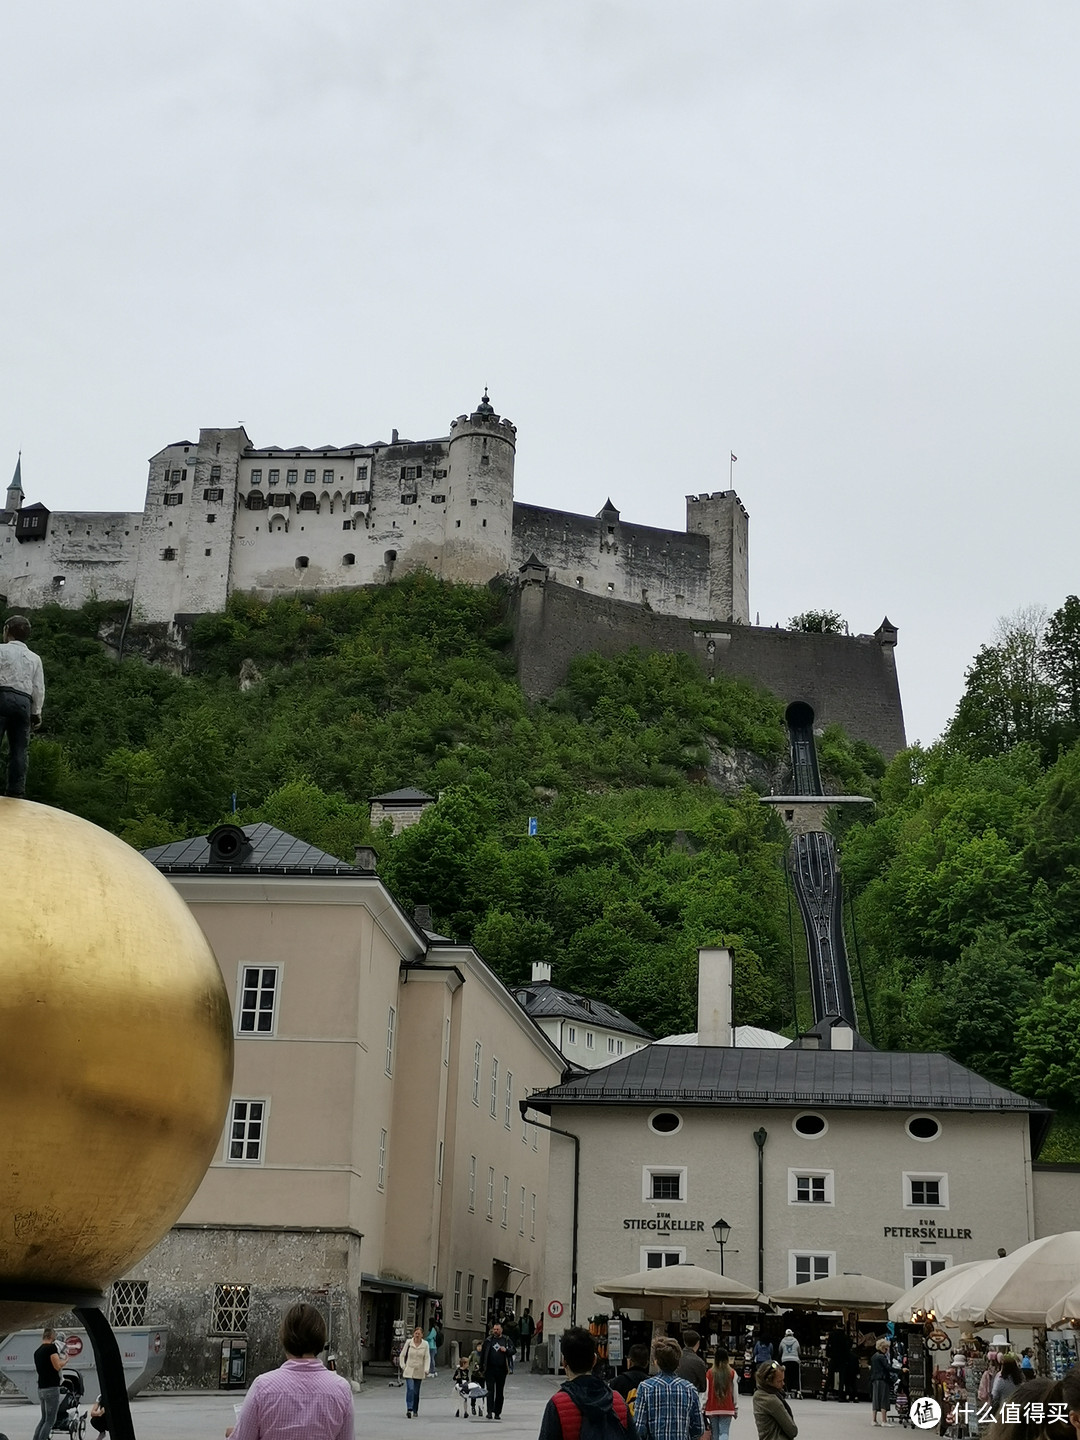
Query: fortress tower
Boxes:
[
  {"xmin": 685, "ymin": 490, "xmax": 749, "ymax": 624},
  {"xmin": 441, "ymin": 392, "xmax": 516, "ymax": 583}
]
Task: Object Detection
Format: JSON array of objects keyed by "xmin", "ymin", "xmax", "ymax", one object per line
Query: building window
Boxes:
[
  {"xmin": 907, "ymin": 1115, "xmax": 942, "ymax": 1141},
  {"xmin": 268, "ymin": 469, "xmax": 280, "ymax": 485},
  {"xmin": 212, "ymin": 1284, "xmax": 250, "ymax": 1336},
  {"xmin": 295, "ymin": 556, "xmax": 309, "ymax": 568},
  {"xmin": 466, "ymin": 1274, "xmax": 475, "ymax": 1317},
  {"xmin": 648, "ymin": 1111, "xmax": 683, "ymax": 1135},
  {"xmin": 209, "ymin": 464, "xmax": 221, "ymax": 480},
  {"xmin": 400, "ymin": 466, "xmax": 420, "ymax": 481},
  {"xmin": 342, "ymin": 552, "xmax": 355, "ymax": 565},
  {"xmin": 378, "ymin": 1129, "xmax": 387, "ymax": 1189},
  {"xmin": 480, "ymin": 455, "xmax": 490, "ymax": 467},
  {"xmin": 109, "ymin": 1280, "xmax": 148, "ymax": 1327},
  {"xmin": 169, "ymin": 469, "xmax": 185, "ymax": 484},
  {"xmin": 286, "ymin": 469, "xmax": 298, "ymax": 484},
  {"xmin": 268, "ymin": 493, "xmax": 291, "ymax": 507},
  {"xmin": 567, "ymin": 1026, "xmax": 576, "ymax": 1045},
  {"xmin": 237, "ymin": 965, "xmax": 278, "ymax": 1035},
  {"xmin": 433, "ymin": 469, "xmax": 447, "ymax": 480},
  {"xmin": 401, "ymin": 493, "xmax": 417, "ymax": 505},
  {"xmin": 586, "ymin": 1031, "xmax": 594, "ymax": 1049},
  {"xmin": 204, "ymin": 487, "xmax": 224, "ymax": 502},
  {"xmin": 490, "ymin": 1058, "xmax": 499, "ymax": 1118},
  {"xmin": 905, "ymin": 1173, "xmax": 948, "ymax": 1208},
  {"xmin": 206, "ymin": 513, "xmax": 216, "ymax": 523},
  {"xmin": 643, "ymin": 1249, "xmax": 685, "ymax": 1269},
  {"xmin": 470, "ymin": 498, "xmax": 478, "ymax": 506},
  {"xmin": 323, "ymin": 469, "xmax": 334, "ymax": 484},
  {"xmin": 906, "ymin": 1254, "xmax": 951, "ymax": 1288},
  {"xmin": 531, "ymin": 1192, "xmax": 537, "ymax": 1239},
  {"xmin": 386, "ymin": 1006, "xmax": 396, "ymax": 1075},
  {"xmin": 160, "ymin": 547, "xmax": 176, "ymax": 561},
  {"xmin": 356, "ymin": 466, "xmax": 368, "ymax": 482},
  {"xmin": 351, "ymin": 490, "xmax": 370, "ymax": 504},
  {"xmin": 453, "ymin": 1271, "xmax": 462, "ymax": 1317},
  {"xmin": 792, "ymin": 1113, "xmax": 828, "ymax": 1138},
  {"xmin": 304, "ymin": 469, "xmax": 316, "ymax": 483},
  {"xmin": 486, "ymin": 1166, "xmax": 495, "ymax": 1220},
  {"xmin": 249, "ymin": 470, "xmax": 262, "ymax": 485},
  {"xmin": 437, "ymin": 1140, "xmax": 444, "ymax": 1185},
  {"xmin": 430, "ymin": 493, "xmax": 446, "ymax": 504},
  {"xmin": 443, "ymin": 1016, "xmax": 451, "ymax": 1066},
  {"xmin": 505, "ymin": 1071, "xmax": 513, "ymax": 1128},
  {"xmin": 519, "ymin": 1186, "xmax": 526, "ymax": 1235},
  {"xmin": 163, "ymin": 493, "xmax": 183, "ymax": 506},
  {"xmin": 608, "ymin": 1037, "xmax": 624, "ymax": 1055},
  {"xmin": 789, "ymin": 1170, "xmax": 834, "ymax": 1205},
  {"xmin": 468, "ymin": 1155, "xmax": 476, "ymax": 1211},
  {"xmin": 790, "ymin": 1252, "xmax": 834, "ymax": 1286},
  {"xmin": 247, "ymin": 492, "xmax": 265, "ymax": 510},
  {"xmin": 473, "ymin": 1042, "xmax": 482, "ymax": 1105},
  {"xmin": 227, "ymin": 1099, "xmax": 266, "ymax": 1163},
  {"xmin": 481, "ymin": 1279, "xmax": 488, "ymax": 1313},
  {"xmin": 298, "ymin": 493, "xmax": 318, "ymax": 511},
  {"xmin": 501, "ymin": 1174, "xmax": 509, "ymax": 1228},
  {"xmin": 522, "ymin": 1090, "xmax": 529, "ymax": 1144},
  {"xmin": 644, "ymin": 1167, "xmax": 686, "ymax": 1203}
]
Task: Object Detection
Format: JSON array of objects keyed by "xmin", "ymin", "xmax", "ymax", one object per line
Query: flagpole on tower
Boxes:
[{"xmin": 730, "ymin": 451, "xmax": 737, "ymax": 487}]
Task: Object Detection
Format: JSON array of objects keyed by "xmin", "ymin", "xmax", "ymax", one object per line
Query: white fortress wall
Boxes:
[{"xmin": 0, "ymin": 509, "xmax": 141, "ymax": 611}]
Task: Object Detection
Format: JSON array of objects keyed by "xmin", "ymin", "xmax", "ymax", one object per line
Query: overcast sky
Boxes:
[{"xmin": 4, "ymin": 1, "xmax": 1078, "ymax": 745}]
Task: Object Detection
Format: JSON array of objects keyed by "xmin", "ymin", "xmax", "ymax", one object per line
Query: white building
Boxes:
[{"xmin": 513, "ymin": 962, "xmax": 653, "ymax": 1070}]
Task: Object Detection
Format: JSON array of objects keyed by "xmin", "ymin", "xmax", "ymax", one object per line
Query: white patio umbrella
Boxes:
[
  {"xmin": 938, "ymin": 1232, "xmax": 1080, "ymax": 1327},
  {"xmin": 595, "ymin": 1263, "xmax": 765, "ymax": 1311},
  {"xmin": 1046, "ymin": 1279, "xmax": 1080, "ymax": 1328},
  {"xmin": 887, "ymin": 1261, "xmax": 989, "ymax": 1323},
  {"xmin": 769, "ymin": 1273, "xmax": 903, "ymax": 1314}
]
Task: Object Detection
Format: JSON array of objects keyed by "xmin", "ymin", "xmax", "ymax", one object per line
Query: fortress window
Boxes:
[
  {"xmin": 169, "ymin": 469, "xmax": 185, "ymax": 485},
  {"xmin": 480, "ymin": 455, "xmax": 490, "ymax": 467},
  {"xmin": 205, "ymin": 548, "xmax": 211, "ymax": 556},
  {"xmin": 249, "ymin": 470, "xmax": 262, "ymax": 485},
  {"xmin": 482, "ymin": 518, "xmax": 487, "ymax": 527},
  {"xmin": 268, "ymin": 469, "xmax": 280, "ymax": 485},
  {"xmin": 206, "ymin": 514, "xmax": 216, "ymax": 524},
  {"xmin": 342, "ymin": 520, "xmax": 353, "ymax": 531},
  {"xmin": 356, "ymin": 465, "xmax": 368, "ymax": 481},
  {"xmin": 470, "ymin": 498, "xmax": 478, "ymax": 507},
  {"xmin": 433, "ymin": 468, "xmax": 447, "ymax": 480},
  {"xmin": 210, "ymin": 465, "xmax": 222, "ymax": 481},
  {"xmin": 304, "ymin": 469, "xmax": 316, "ymax": 483},
  {"xmin": 268, "ymin": 493, "xmax": 291, "ymax": 507},
  {"xmin": 298, "ymin": 493, "xmax": 318, "ymax": 512},
  {"xmin": 384, "ymin": 549, "xmax": 397, "ymax": 566},
  {"xmin": 286, "ymin": 469, "xmax": 298, "ymax": 484},
  {"xmin": 455, "ymin": 520, "xmax": 461, "ymax": 527},
  {"xmin": 606, "ymin": 582, "xmax": 614, "ymax": 592},
  {"xmin": 53, "ymin": 575, "xmax": 66, "ymax": 589},
  {"xmin": 342, "ymin": 553, "xmax": 355, "ymax": 566},
  {"xmin": 430, "ymin": 494, "xmax": 445, "ymax": 504},
  {"xmin": 247, "ymin": 493, "xmax": 266, "ymax": 510},
  {"xmin": 323, "ymin": 469, "xmax": 334, "ymax": 484},
  {"xmin": 161, "ymin": 547, "xmax": 176, "ymax": 561},
  {"xmin": 204, "ymin": 487, "xmax": 224, "ymax": 502},
  {"xmin": 400, "ymin": 466, "xmax": 419, "ymax": 481},
  {"xmin": 576, "ymin": 576, "xmax": 583, "ymax": 587},
  {"xmin": 401, "ymin": 493, "xmax": 417, "ymax": 505},
  {"xmin": 163, "ymin": 493, "xmax": 184, "ymax": 507},
  {"xmin": 350, "ymin": 490, "xmax": 370, "ymax": 504},
  {"xmin": 295, "ymin": 556, "xmax": 309, "ymax": 569}
]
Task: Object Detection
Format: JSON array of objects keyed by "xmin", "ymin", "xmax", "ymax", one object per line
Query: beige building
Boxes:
[
  {"xmin": 527, "ymin": 950, "xmax": 1060, "ymax": 1344},
  {"xmin": 513, "ymin": 962, "xmax": 653, "ymax": 1070},
  {"xmin": 113, "ymin": 822, "xmax": 562, "ymax": 1389}
]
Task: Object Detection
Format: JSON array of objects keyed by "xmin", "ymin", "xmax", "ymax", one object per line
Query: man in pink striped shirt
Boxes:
[{"xmin": 227, "ymin": 1304, "xmax": 353, "ymax": 1440}]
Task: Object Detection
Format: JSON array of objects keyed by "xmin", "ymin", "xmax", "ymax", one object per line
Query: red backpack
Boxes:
[{"xmin": 552, "ymin": 1388, "xmax": 630, "ymax": 1440}]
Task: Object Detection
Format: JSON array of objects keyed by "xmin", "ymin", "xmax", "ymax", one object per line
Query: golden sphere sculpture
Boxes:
[{"xmin": 0, "ymin": 800, "xmax": 234, "ymax": 1331}]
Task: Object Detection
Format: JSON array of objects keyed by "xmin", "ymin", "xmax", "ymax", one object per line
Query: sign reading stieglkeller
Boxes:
[
  {"xmin": 623, "ymin": 1216, "xmax": 707, "ymax": 1232},
  {"xmin": 883, "ymin": 1225, "xmax": 972, "ymax": 1239}
]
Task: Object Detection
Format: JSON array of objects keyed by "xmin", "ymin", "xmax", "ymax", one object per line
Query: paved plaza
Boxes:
[{"xmin": 0, "ymin": 1379, "xmax": 905, "ymax": 1440}]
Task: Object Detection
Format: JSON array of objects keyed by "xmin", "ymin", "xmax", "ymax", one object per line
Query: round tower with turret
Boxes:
[{"xmin": 441, "ymin": 391, "xmax": 516, "ymax": 582}]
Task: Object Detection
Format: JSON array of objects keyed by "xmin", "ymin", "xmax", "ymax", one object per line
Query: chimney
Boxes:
[
  {"xmin": 531, "ymin": 961, "xmax": 552, "ymax": 984},
  {"xmin": 354, "ymin": 845, "xmax": 377, "ymax": 872},
  {"xmin": 414, "ymin": 903, "xmax": 433, "ymax": 931},
  {"xmin": 697, "ymin": 947, "xmax": 733, "ymax": 1046},
  {"xmin": 830, "ymin": 1022, "xmax": 854, "ymax": 1050}
]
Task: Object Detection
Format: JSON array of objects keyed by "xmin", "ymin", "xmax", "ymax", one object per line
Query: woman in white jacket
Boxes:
[{"xmin": 399, "ymin": 1327, "xmax": 432, "ymax": 1418}]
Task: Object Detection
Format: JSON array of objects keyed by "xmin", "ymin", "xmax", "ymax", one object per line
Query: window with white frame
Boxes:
[
  {"xmin": 643, "ymin": 1166, "xmax": 687, "ymax": 1203},
  {"xmin": 468, "ymin": 1155, "xmax": 476, "ymax": 1211},
  {"xmin": 532, "ymin": 1122, "xmax": 538, "ymax": 1152},
  {"xmin": 531, "ymin": 1192, "xmax": 537, "ymax": 1239},
  {"xmin": 453, "ymin": 1271, "xmax": 462, "ymax": 1316},
  {"xmin": 443, "ymin": 1016, "xmax": 451, "ymax": 1066},
  {"xmin": 505, "ymin": 1071, "xmax": 513, "ymax": 1128},
  {"xmin": 788, "ymin": 1169, "xmax": 834, "ymax": 1205},
  {"xmin": 110, "ymin": 1280, "xmax": 148, "ymax": 1327},
  {"xmin": 437, "ymin": 1140, "xmax": 444, "ymax": 1185},
  {"xmin": 522, "ymin": 1090, "xmax": 529, "ymax": 1143},
  {"xmin": 378, "ymin": 1128, "xmax": 387, "ymax": 1189},
  {"xmin": 212, "ymin": 1284, "xmax": 250, "ymax": 1335},
  {"xmin": 237, "ymin": 965, "xmax": 279, "ymax": 1035},
  {"xmin": 608, "ymin": 1036, "xmax": 624, "ymax": 1055},
  {"xmin": 490, "ymin": 1058, "xmax": 499, "ymax": 1118},
  {"xmin": 473, "ymin": 1041, "xmax": 482, "ymax": 1104},
  {"xmin": 519, "ymin": 1185, "xmax": 526, "ymax": 1234},
  {"xmin": 790, "ymin": 1252, "xmax": 834, "ymax": 1286},
  {"xmin": 906, "ymin": 1254, "xmax": 951, "ymax": 1288},
  {"xmin": 466, "ymin": 1273, "xmax": 475, "ymax": 1317},
  {"xmin": 643, "ymin": 1248, "xmax": 686, "ymax": 1269},
  {"xmin": 487, "ymin": 1167, "xmax": 495, "ymax": 1220},
  {"xmin": 586, "ymin": 1031, "xmax": 594, "ymax": 1049},
  {"xmin": 501, "ymin": 1174, "xmax": 510, "ymax": 1228},
  {"xmin": 567, "ymin": 1026, "xmax": 577, "ymax": 1045},
  {"xmin": 227, "ymin": 1099, "xmax": 266, "ymax": 1163},
  {"xmin": 481, "ymin": 1279, "xmax": 488, "ymax": 1313},
  {"xmin": 904, "ymin": 1173, "xmax": 948, "ymax": 1209},
  {"xmin": 385, "ymin": 1006, "xmax": 396, "ymax": 1075}
]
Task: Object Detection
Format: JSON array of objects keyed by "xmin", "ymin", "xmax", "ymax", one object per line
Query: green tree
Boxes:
[
  {"xmin": 947, "ymin": 607, "xmax": 1058, "ymax": 759},
  {"xmin": 1011, "ymin": 961, "xmax": 1080, "ymax": 1106},
  {"xmin": 788, "ymin": 610, "xmax": 845, "ymax": 634},
  {"xmin": 1042, "ymin": 594, "xmax": 1080, "ymax": 735}
]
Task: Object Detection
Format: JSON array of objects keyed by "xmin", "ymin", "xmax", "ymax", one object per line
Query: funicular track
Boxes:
[{"xmin": 786, "ymin": 703, "xmax": 858, "ymax": 1027}]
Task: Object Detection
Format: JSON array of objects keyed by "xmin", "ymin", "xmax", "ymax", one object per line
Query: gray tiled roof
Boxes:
[
  {"xmin": 370, "ymin": 787, "xmax": 435, "ymax": 804},
  {"xmin": 529, "ymin": 1044, "xmax": 1050, "ymax": 1118},
  {"xmin": 142, "ymin": 823, "xmax": 359, "ymax": 875},
  {"xmin": 515, "ymin": 983, "xmax": 653, "ymax": 1040}
]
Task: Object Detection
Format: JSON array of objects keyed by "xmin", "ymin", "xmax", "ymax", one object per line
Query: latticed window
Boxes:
[
  {"xmin": 238, "ymin": 967, "xmax": 277, "ymax": 1034},
  {"xmin": 228, "ymin": 1099, "xmax": 265, "ymax": 1162},
  {"xmin": 110, "ymin": 1280, "xmax": 148, "ymax": 1327},
  {"xmin": 212, "ymin": 1283, "xmax": 250, "ymax": 1335}
]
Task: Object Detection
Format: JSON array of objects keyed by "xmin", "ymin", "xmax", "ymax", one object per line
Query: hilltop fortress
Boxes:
[{"xmin": 1, "ymin": 392, "xmax": 906, "ymax": 756}]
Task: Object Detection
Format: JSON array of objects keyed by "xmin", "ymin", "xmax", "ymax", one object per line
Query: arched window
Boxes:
[
  {"xmin": 298, "ymin": 492, "xmax": 318, "ymax": 512},
  {"xmin": 295, "ymin": 556, "xmax": 309, "ymax": 569},
  {"xmin": 342, "ymin": 553, "xmax": 356, "ymax": 566},
  {"xmin": 246, "ymin": 492, "xmax": 265, "ymax": 510}
]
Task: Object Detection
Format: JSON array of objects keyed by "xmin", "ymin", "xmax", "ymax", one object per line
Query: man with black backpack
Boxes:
[{"xmin": 539, "ymin": 1328, "xmax": 637, "ymax": 1440}]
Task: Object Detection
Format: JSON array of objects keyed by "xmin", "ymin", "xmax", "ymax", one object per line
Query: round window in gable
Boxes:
[
  {"xmin": 648, "ymin": 1111, "xmax": 683, "ymax": 1135},
  {"xmin": 792, "ymin": 1113, "xmax": 828, "ymax": 1138},
  {"xmin": 906, "ymin": 1115, "xmax": 941, "ymax": 1141}
]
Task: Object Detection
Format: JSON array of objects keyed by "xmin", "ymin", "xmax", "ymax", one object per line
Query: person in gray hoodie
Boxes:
[{"xmin": 538, "ymin": 1328, "xmax": 637, "ymax": 1440}]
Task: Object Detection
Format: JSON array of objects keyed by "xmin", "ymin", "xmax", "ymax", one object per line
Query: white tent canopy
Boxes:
[
  {"xmin": 595, "ymin": 1263, "xmax": 765, "ymax": 1308},
  {"xmin": 887, "ymin": 1261, "xmax": 993, "ymax": 1323},
  {"xmin": 769, "ymin": 1273, "xmax": 903, "ymax": 1313},
  {"xmin": 940, "ymin": 1232, "xmax": 1080, "ymax": 1327}
]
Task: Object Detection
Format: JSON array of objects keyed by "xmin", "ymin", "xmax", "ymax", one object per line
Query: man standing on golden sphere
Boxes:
[{"xmin": 0, "ymin": 615, "xmax": 44, "ymax": 798}]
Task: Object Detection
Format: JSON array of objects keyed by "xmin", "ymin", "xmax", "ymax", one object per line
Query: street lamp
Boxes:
[{"xmin": 711, "ymin": 1219, "xmax": 732, "ymax": 1275}]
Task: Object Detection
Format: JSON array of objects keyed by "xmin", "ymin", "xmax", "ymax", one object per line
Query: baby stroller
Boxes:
[
  {"xmin": 53, "ymin": 1370, "xmax": 87, "ymax": 1438},
  {"xmin": 453, "ymin": 1366, "xmax": 487, "ymax": 1419},
  {"xmin": 894, "ymin": 1391, "xmax": 910, "ymax": 1428}
]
